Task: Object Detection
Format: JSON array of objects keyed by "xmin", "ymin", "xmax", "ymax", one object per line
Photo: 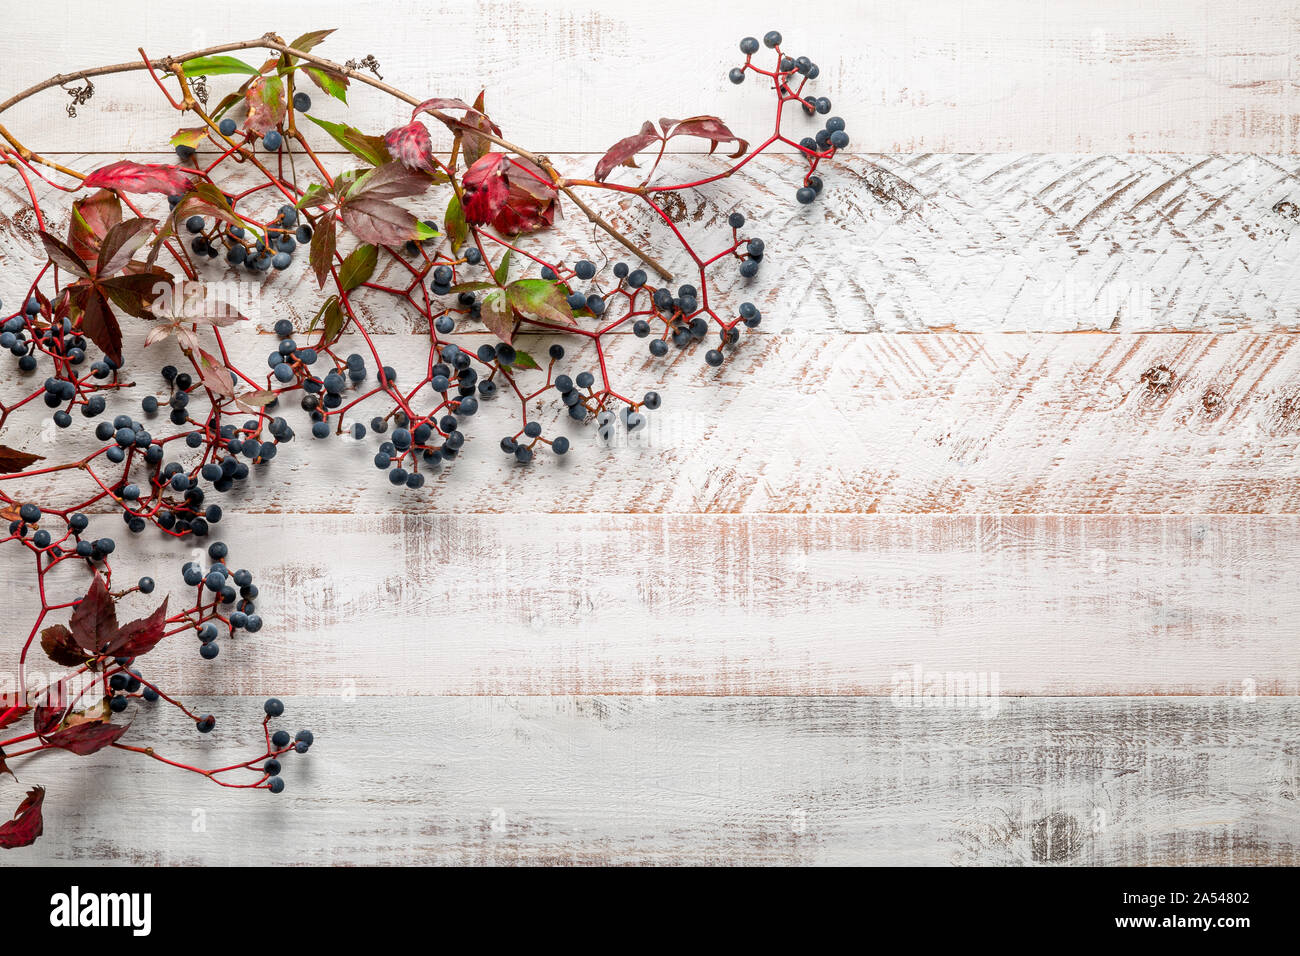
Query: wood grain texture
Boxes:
[
  {"xmin": 3, "ymin": 0, "xmax": 1298, "ymax": 154},
  {"xmin": 3, "ymin": 696, "xmax": 1295, "ymax": 865},
  {"xmin": 7, "ymin": 514, "xmax": 1299, "ymax": 696},
  {"xmin": 2, "ymin": 2, "xmax": 1298, "ymax": 867},
  {"xmin": 6, "ymin": 331, "xmax": 1300, "ymax": 514},
  {"xmin": 6, "ymin": 154, "xmax": 1300, "ymax": 334}
]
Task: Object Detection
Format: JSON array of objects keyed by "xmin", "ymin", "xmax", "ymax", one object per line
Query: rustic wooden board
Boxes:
[
  {"xmin": 6, "ymin": 331, "xmax": 1300, "ymax": 514},
  {"xmin": 3, "ymin": 0, "xmax": 1297, "ymax": 154},
  {"xmin": 3, "ymin": 696, "xmax": 1295, "ymax": 866},
  {"xmin": 11, "ymin": 513, "xmax": 1299, "ymax": 697},
  {"xmin": 6, "ymin": 154, "xmax": 1300, "ymax": 334},
  {"xmin": 1, "ymin": 2, "xmax": 1297, "ymax": 867}
]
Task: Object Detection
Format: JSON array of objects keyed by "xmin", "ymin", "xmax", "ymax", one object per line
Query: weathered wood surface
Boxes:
[
  {"xmin": 3, "ymin": 0, "xmax": 1297, "ymax": 154},
  {"xmin": 1, "ymin": 1, "xmax": 1297, "ymax": 866},
  {"xmin": 6, "ymin": 330, "xmax": 1300, "ymax": 514},
  {"xmin": 3, "ymin": 697, "xmax": 1295, "ymax": 866},
  {"xmin": 9, "ymin": 514, "xmax": 1299, "ymax": 697},
  {"xmin": 6, "ymin": 154, "xmax": 1300, "ymax": 334}
]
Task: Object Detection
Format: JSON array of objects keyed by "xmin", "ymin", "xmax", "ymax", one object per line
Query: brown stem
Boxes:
[{"xmin": 0, "ymin": 32, "xmax": 673, "ymax": 280}]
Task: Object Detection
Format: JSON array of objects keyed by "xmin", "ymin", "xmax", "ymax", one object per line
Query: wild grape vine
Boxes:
[{"xmin": 0, "ymin": 28, "xmax": 847, "ymax": 847}]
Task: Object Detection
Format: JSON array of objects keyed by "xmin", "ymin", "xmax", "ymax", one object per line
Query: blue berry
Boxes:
[
  {"xmin": 264, "ymin": 697, "xmax": 285, "ymax": 717},
  {"xmin": 293, "ymin": 91, "xmax": 312, "ymax": 112},
  {"xmin": 763, "ymin": 30, "xmax": 782, "ymax": 48},
  {"xmin": 268, "ymin": 777, "xmax": 285, "ymax": 793},
  {"xmin": 262, "ymin": 130, "xmax": 283, "ymax": 151},
  {"xmin": 740, "ymin": 36, "xmax": 760, "ymax": 55},
  {"xmin": 218, "ymin": 118, "xmax": 237, "ymax": 137}
]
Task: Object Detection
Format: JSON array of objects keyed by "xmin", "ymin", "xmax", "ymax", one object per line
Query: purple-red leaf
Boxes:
[
  {"xmin": 46, "ymin": 721, "xmax": 129, "ymax": 756},
  {"xmin": 594, "ymin": 121, "xmax": 662, "ymax": 182},
  {"xmin": 37, "ymin": 231, "xmax": 90, "ymax": 279},
  {"xmin": 96, "ymin": 218, "xmax": 156, "ymax": 277},
  {"xmin": 41, "ymin": 624, "xmax": 90, "ymax": 668},
  {"xmin": 662, "ymin": 115, "xmax": 749, "ymax": 157},
  {"xmin": 0, "ymin": 787, "xmax": 44, "ymax": 849},
  {"xmin": 309, "ymin": 217, "xmax": 337, "ymax": 289},
  {"xmin": 346, "ymin": 162, "xmax": 432, "ymax": 202},
  {"xmin": 83, "ymin": 161, "xmax": 192, "ymax": 197},
  {"xmin": 340, "ymin": 198, "xmax": 426, "ymax": 246},
  {"xmin": 78, "ymin": 291, "xmax": 123, "ymax": 366}
]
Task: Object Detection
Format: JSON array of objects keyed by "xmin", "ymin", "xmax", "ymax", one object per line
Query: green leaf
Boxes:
[
  {"xmin": 444, "ymin": 194, "xmax": 467, "ymax": 248},
  {"xmin": 210, "ymin": 89, "xmax": 245, "ymax": 121},
  {"xmin": 339, "ymin": 244, "xmax": 377, "ymax": 292},
  {"xmin": 308, "ymin": 295, "xmax": 344, "ymax": 342},
  {"xmin": 511, "ymin": 349, "xmax": 540, "ymax": 370},
  {"xmin": 414, "ymin": 219, "xmax": 438, "ymax": 241},
  {"xmin": 295, "ymin": 183, "xmax": 333, "ymax": 210},
  {"xmin": 304, "ymin": 115, "xmax": 389, "ymax": 166},
  {"xmin": 493, "ymin": 248, "xmax": 511, "ymax": 286},
  {"xmin": 304, "ymin": 66, "xmax": 349, "ymax": 103},
  {"xmin": 323, "ymin": 297, "xmax": 345, "ymax": 341},
  {"xmin": 448, "ymin": 281, "xmax": 495, "ymax": 293},
  {"xmin": 506, "ymin": 278, "xmax": 577, "ymax": 327},
  {"xmin": 170, "ymin": 127, "xmax": 207, "ymax": 149},
  {"xmin": 289, "ymin": 29, "xmax": 336, "ymax": 54},
  {"xmin": 181, "ymin": 55, "xmax": 259, "ymax": 77}
]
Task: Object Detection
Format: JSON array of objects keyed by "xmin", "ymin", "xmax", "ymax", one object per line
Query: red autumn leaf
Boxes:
[
  {"xmin": 32, "ymin": 684, "xmax": 65, "ymax": 736},
  {"xmin": 113, "ymin": 597, "xmax": 169, "ymax": 658},
  {"xmin": 0, "ymin": 707, "xmax": 31, "ymax": 731},
  {"xmin": 410, "ymin": 96, "xmax": 476, "ymax": 120},
  {"xmin": 68, "ymin": 575, "xmax": 118, "ymax": 655},
  {"xmin": 384, "ymin": 120, "xmax": 436, "ymax": 172},
  {"xmin": 46, "ymin": 720, "xmax": 129, "ymax": 756},
  {"xmin": 0, "ymin": 787, "xmax": 44, "ymax": 849},
  {"xmin": 83, "ymin": 161, "xmax": 192, "ymax": 197},
  {"xmin": 461, "ymin": 153, "xmax": 511, "ymax": 224},
  {"xmin": 661, "ymin": 115, "xmax": 749, "ymax": 157},
  {"xmin": 68, "ymin": 189, "xmax": 123, "ymax": 264},
  {"xmin": 490, "ymin": 158, "xmax": 558, "ymax": 235},
  {"xmin": 594, "ymin": 121, "xmax": 663, "ymax": 182},
  {"xmin": 0, "ymin": 445, "xmax": 44, "ymax": 474}
]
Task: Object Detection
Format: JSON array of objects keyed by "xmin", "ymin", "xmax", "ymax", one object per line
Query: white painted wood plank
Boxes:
[
  {"xmin": 3, "ymin": 0, "xmax": 1298, "ymax": 154},
  {"xmin": 5, "ymin": 331, "xmax": 1300, "ymax": 514},
  {"xmin": 6, "ymin": 154, "xmax": 1300, "ymax": 334},
  {"xmin": 3, "ymin": 696, "xmax": 1296, "ymax": 865},
  {"xmin": 7, "ymin": 514, "xmax": 1299, "ymax": 695}
]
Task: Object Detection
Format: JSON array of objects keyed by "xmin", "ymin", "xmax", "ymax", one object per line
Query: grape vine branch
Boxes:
[{"xmin": 0, "ymin": 27, "xmax": 848, "ymax": 847}]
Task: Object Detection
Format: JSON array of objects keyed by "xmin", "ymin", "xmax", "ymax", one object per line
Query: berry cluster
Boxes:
[{"xmin": 0, "ymin": 27, "xmax": 844, "ymax": 846}]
